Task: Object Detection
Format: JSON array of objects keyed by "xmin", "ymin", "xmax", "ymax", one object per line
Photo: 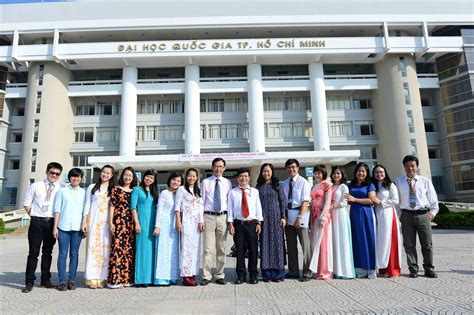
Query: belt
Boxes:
[
  {"xmin": 204, "ymin": 211, "xmax": 227, "ymax": 216},
  {"xmin": 402, "ymin": 209, "xmax": 429, "ymax": 215},
  {"xmin": 31, "ymin": 216, "xmax": 54, "ymax": 222},
  {"xmin": 234, "ymin": 219, "xmax": 260, "ymax": 225},
  {"xmin": 288, "ymin": 207, "xmax": 301, "ymax": 211}
]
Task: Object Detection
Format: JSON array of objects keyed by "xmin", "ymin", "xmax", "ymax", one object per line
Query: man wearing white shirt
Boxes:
[
  {"xmin": 282, "ymin": 159, "xmax": 312, "ymax": 281},
  {"xmin": 22, "ymin": 162, "xmax": 63, "ymax": 293},
  {"xmin": 394, "ymin": 155, "xmax": 439, "ymax": 279},
  {"xmin": 200, "ymin": 158, "xmax": 233, "ymax": 285},
  {"xmin": 228, "ymin": 168, "xmax": 263, "ymax": 285}
]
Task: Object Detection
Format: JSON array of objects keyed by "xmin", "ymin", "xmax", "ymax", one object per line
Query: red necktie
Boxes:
[{"xmin": 241, "ymin": 188, "xmax": 249, "ymax": 218}]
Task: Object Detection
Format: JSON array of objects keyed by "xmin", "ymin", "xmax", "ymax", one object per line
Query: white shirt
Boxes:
[
  {"xmin": 227, "ymin": 186, "xmax": 263, "ymax": 222},
  {"xmin": 201, "ymin": 175, "xmax": 232, "ymax": 212},
  {"xmin": 281, "ymin": 174, "xmax": 311, "ymax": 209},
  {"xmin": 394, "ymin": 175, "xmax": 439, "ymax": 216},
  {"xmin": 23, "ymin": 179, "xmax": 62, "ymax": 218}
]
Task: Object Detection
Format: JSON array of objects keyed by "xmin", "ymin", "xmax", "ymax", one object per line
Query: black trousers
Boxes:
[
  {"xmin": 233, "ymin": 221, "xmax": 258, "ymax": 280},
  {"xmin": 25, "ymin": 217, "xmax": 56, "ymax": 284}
]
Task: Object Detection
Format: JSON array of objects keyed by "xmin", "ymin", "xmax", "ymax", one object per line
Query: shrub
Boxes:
[
  {"xmin": 0, "ymin": 218, "xmax": 5, "ymax": 234},
  {"xmin": 434, "ymin": 211, "xmax": 474, "ymax": 228},
  {"xmin": 438, "ymin": 203, "xmax": 450, "ymax": 215}
]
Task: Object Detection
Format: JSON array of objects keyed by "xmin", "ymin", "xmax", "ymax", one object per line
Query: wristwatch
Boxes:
[{"xmin": 297, "ymin": 215, "xmax": 303, "ymax": 219}]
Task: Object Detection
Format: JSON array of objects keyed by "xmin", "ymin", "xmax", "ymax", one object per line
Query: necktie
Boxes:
[
  {"xmin": 214, "ymin": 178, "xmax": 221, "ymax": 213},
  {"xmin": 241, "ymin": 188, "xmax": 249, "ymax": 218},
  {"xmin": 408, "ymin": 178, "xmax": 417, "ymax": 209},
  {"xmin": 42, "ymin": 182, "xmax": 54, "ymax": 213},
  {"xmin": 287, "ymin": 178, "xmax": 294, "ymax": 209}
]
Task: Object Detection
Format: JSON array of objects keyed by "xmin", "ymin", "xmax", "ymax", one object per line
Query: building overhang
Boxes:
[{"xmin": 88, "ymin": 150, "xmax": 360, "ymax": 170}]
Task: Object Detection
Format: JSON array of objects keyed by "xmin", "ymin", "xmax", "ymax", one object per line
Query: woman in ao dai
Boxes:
[
  {"xmin": 153, "ymin": 172, "xmax": 182, "ymax": 286},
  {"xmin": 372, "ymin": 165, "xmax": 401, "ymax": 277},
  {"xmin": 131, "ymin": 169, "xmax": 158, "ymax": 287},
  {"xmin": 330, "ymin": 167, "xmax": 355, "ymax": 279},
  {"xmin": 175, "ymin": 168, "xmax": 204, "ymax": 286},
  {"xmin": 309, "ymin": 164, "xmax": 333, "ymax": 279},
  {"xmin": 82, "ymin": 165, "xmax": 115, "ymax": 289}
]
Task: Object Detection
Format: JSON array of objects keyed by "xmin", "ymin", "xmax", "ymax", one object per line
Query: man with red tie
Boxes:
[{"xmin": 228, "ymin": 168, "xmax": 263, "ymax": 284}]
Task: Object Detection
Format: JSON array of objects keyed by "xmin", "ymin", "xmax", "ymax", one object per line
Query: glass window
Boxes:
[
  {"xmin": 74, "ymin": 128, "xmax": 94, "ymax": 142},
  {"xmin": 38, "ymin": 65, "xmax": 44, "ymax": 86},
  {"xmin": 399, "ymin": 57, "xmax": 407, "ymax": 77},
  {"xmin": 96, "ymin": 128, "xmax": 119, "ymax": 142},
  {"xmin": 136, "ymin": 126, "xmax": 145, "ymax": 141},
  {"xmin": 407, "ymin": 110, "xmax": 415, "ymax": 133},
  {"xmin": 410, "ymin": 139, "xmax": 417, "ymax": 156},
  {"xmin": 31, "ymin": 149, "xmax": 37, "ymax": 172},
  {"xmin": 36, "ymin": 91, "xmax": 42, "ymax": 114},
  {"xmin": 329, "ymin": 121, "xmax": 353, "ymax": 136},
  {"xmin": 8, "ymin": 159, "xmax": 20, "ymax": 170},
  {"xmin": 33, "ymin": 120, "xmax": 39, "ymax": 142},
  {"xmin": 3, "ymin": 187, "xmax": 17, "ymax": 206},
  {"xmin": 424, "ymin": 121, "xmax": 436, "ymax": 132},
  {"xmin": 403, "ymin": 83, "xmax": 411, "ymax": 105}
]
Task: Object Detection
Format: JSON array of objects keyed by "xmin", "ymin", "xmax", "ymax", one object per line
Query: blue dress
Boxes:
[
  {"xmin": 348, "ymin": 183, "xmax": 376, "ymax": 278},
  {"xmin": 154, "ymin": 190, "xmax": 180, "ymax": 285},
  {"xmin": 130, "ymin": 187, "xmax": 157, "ymax": 284}
]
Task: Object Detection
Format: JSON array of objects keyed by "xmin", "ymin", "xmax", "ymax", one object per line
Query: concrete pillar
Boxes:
[
  {"xmin": 373, "ymin": 54, "xmax": 431, "ymax": 178},
  {"xmin": 247, "ymin": 64, "xmax": 265, "ymax": 152},
  {"xmin": 120, "ymin": 66, "xmax": 138, "ymax": 156},
  {"xmin": 250, "ymin": 165, "xmax": 260, "ymax": 187},
  {"xmin": 309, "ymin": 63, "xmax": 330, "ymax": 151},
  {"xmin": 184, "ymin": 64, "xmax": 200, "ymax": 154}
]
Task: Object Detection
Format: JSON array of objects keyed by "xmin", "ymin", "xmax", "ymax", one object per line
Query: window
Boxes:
[
  {"xmin": 399, "ymin": 57, "xmax": 407, "ymax": 77},
  {"xmin": 327, "ymin": 96, "xmax": 351, "ymax": 110},
  {"xmin": 136, "ymin": 126, "xmax": 145, "ymax": 141},
  {"xmin": 424, "ymin": 121, "xmax": 436, "ymax": 132},
  {"xmin": 38, "ymin": 65, "xmax": 44, "ymax": 86},
  {"xmin": 352, "ymin": 98, "xmax": 372, "ymax": 109},
  {"xmin": 96, "ymin": 128, "xmax": 119, "ymax": 142},
  {"xmin": 35, "ymin": 91, "xmax": 42, "ymax": 114},
  {"xmin": 75, "ymin": 105, "xmax": 95, "ymax": 116},
  {"xmin": 208, "ymin": 124, "xmax": 243, "ymax": 139},
  {"xmin": 428, "ymin": 148, "xmax": 440, "ymax": 159},
  {"xmin": 264, "ymin": 96, "xmax": 310, "ymax": 111},
  {"xmin": 432, "ymin": 176, "xmax": 444, "ymax": 193},
  {"xmin": 33, "ymin": 120, "xmax": 39, "ymax": 142},
  {"xmin": 359, "ymin": 147, "xmax": 378, "ymax": 160},
  {"xmin": 11, "ymin": 131, "xmax": 22, "ymax": 142},
  {"xmin": 267, "ymin": 122, "xmax": 304, "ymax": 138},
  {"xmin": 8, "ymin": 159, "xmax": 20, "ymax": 170},
  {"xmin": 201, "ymin": 97, "xmax": 248, "ymax": 112},
  {"xmin": 137, "ymin": 98, "xmax": 184, "ymax": 114},
  {"xmin": 355, "ymin": 121, "xmax": 375, "ymax": 136},
  {"xmin": 304, "ymin": 122, "xmax": 313, "ymax": 137},
  {"xmin": 0, "ymin": 97, "xmax": 4, "ymax": 118},
  {"xmin": 145, "ymin": 125, "xmax": 183, "ymax": 141},
  {"xmin": 329, "ymin": 121, "xmax": 353, "ymax": 136},
  {"xmin": 407, "ymin": 110, "xmax": 415, "ymax": 133},
  {"xmin": 403, "ymin": 83, "xmax": 411, "ymax": 105},
  {"xmin": 31, "ymin": 149, "xmax": 37, "ymax": 172},
  {"xmin": 200, "ymin": 125, "xmax": 206, "ymax": 139},
  {"xmin": 96, "ymin": 102, "xmax": 119, "ymax": 116},
  {"xmin": 73, "ymin": 154, "xmax": 89, "ymax": 167},
  {"xmin": 3, "ymin": 187, "xmax": 17, "ymax": 206},
  {"xmin": 74, "ymin": 129, "xmax": 94, "ymax": 142},
  {"xmin": 410, "ymin": 139, "xmax": 417, "ymax": 156}
]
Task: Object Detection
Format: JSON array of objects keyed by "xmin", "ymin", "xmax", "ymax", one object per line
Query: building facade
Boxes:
[{"xmin": 0, "ymin": 0, "xmax": 473, "ymax": 210}]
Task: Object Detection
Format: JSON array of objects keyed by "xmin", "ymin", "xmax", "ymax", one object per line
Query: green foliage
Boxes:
[
  {"xmin": 0, "ymin": 218, "xmax": 5, "ymax": 234},
  {"xmin": 438, "ymin": 203, "xmax": 450, "ymax": 215},
  {"xmin": 434, "ymin": 211, "xmax": 474, "ymax": 228}
]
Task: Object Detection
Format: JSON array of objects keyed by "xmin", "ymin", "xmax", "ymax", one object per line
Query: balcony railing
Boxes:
[
  {"xmin": 417, "ymin": 73, "xmax": 438, "ymax": 78},
  {"xmin": 262, "ymin": 75, "xmax": 310, "ymax": 81},
  {"xmin": 69, "ymin": 80, "xmax": 122, "ymax": 86},
  {"xmin": 200, "ymin": 77, "xmax": 247, "ymax": 82},
  {"xmin": 137, "ymin": 78, "xmax": 185, "ymax": 84},
  {"xmin": 6, "ymin": 83, "xmax": 28, "ymax": 88},
  {"xmin": 324, "ymin": 74, "xmax": 377, "ymax": 80}
]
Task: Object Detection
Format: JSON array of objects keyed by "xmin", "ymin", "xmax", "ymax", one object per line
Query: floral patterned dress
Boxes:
[
  {"xmin": 174, "ymin": 186, "xmax": 204, "ymax": 277},
  {"xmin": 84, "ymin": 185, "xmax": 111, "ymax": 287},
  {"xmin": 107, "ymin": 186, "xmax": 135, "ymax": 286}
]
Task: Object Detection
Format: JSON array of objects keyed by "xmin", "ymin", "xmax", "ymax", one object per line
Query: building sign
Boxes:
[
  {"xmin": 179, "ymin": 152, "xmax": 268, "ymax": 162},
  {"xmin": 305, "ymin": 166, "xmax": 314, "ymax": 177},
  {"xmin": 117, "ymin": 38, "xmax": 326, "ymax": 54}
]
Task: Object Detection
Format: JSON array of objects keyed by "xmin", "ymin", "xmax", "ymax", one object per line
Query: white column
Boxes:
[
  {"xmin": 185, "ymin": 64, "xmax": 200, "ymax": 154},
  {"xmin": 120, "ymin": 66, "xmax": 138, "ymax": 156},
  {"xmin": 309, "ymin": 63, "xmax": 330, "ymax": 151},
  {"xmin": 247, "ymin": 64, "xmax": 265, "ymax": 152}
]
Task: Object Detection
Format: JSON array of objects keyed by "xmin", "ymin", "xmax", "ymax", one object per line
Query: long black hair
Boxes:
[
  {"xmin": 184, "ymin": 168, "xmax": 201, "ymax": 197},
  {"xmin": 256, "ymin": 163, "xmax": 280, "ymax": 191},
  {"xmin": 330, "ymin": 166, "xmax": 348, "ymax": 185},
  {"xmin": 350, "ymin": 162, "xmax": 372, "ymax": 187},
  {"xmin": 139, "ymin": 169, "xmax": 159, "ymax": 202},
  {"xmin": 118, "ymin": 166, "xmax": 138, "ymax": 188},
  {"xmin": 372, "ymin": 164, "xmax": 392, "ymax": 192},
  {"xmin": 92, "ymin": 165, "xmax": 115, "ymax": 197},
  {"xmin": 167, "ymin": 172, "xmax": 183, "ymax": 188}
]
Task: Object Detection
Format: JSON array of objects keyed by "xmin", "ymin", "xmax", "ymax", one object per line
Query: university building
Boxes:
[{"xmin": 0, "ymin": 0, "xmax": 473, "ymax": 210}]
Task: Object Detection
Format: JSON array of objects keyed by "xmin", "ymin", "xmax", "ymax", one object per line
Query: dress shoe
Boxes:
[
  {"xmin": 409, "ymin": 271, "xmax": 418, "ymax": 278},
  {"xmin": 285, "ymin": 273, "xmax": 299, "ymax": 279},
  {"xmin": 67, "ymin": 282, "xmax": 76, "ymax": 290},
  {"xmin": 300, "ymin": 276, "xmax": 312, "ymax": 282},
  {"xmin": 40, "ymin": 281, "xmax": 56, "ymax": 289},
  {"xmin": 200, "ymin": 279, "xmax": 210, "ymax": 286},
  {"xmin": 21, "ymin": 283, "xmax": 34, "ymax": 293},
  {"xmin": 248, "ymin": 278, "xmax": 258, "ymax": 285},
  {"xmin": 215, "ymin": 278, "xmax": 226, "ymax": 285},
  {"xmin": 424, "ymin": 270, "xmax": 438, "ymax": 278},
  {"xmin": 57, "ymin": 283, "xmax": 67, "ymax": 292},
  {"xmin": 234, "ymin": 278, "xmax": 244, "ymax": 285}
]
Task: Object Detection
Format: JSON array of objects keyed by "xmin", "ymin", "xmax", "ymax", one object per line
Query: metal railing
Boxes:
[
  {"xmin": 6, "ymin": 83, "xmax": 28, "ymax": 88},
  {"xmin": 69, "ymin": 80, "xmax": 122, "ymax": 86},
  {"xmin": 200, "ymin": 77, "xmax": 247, "ymax": 82},
  {"xmin": 440, "ymin": 201, "xmax": 474, "ymax": 212},
  {"xmin": 262, "ymin": 75, "xmax": 309, "ymax": 81},
  {"xmin": 417, "ymin": 73, "xmax": 438, "ymax": 78},
  {"xmin": 137, "ymin": 78, "xmax": 185, "ymax": 84},
  {"xmin": 0, "ymin": 209, "xmax": 28, "ymax": 226},
  {"xmin": 324, "ymin": 74, "xmax": 377, "ymax": 80}
]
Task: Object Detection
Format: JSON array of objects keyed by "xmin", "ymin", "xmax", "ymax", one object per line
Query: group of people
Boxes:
[{"xmin": 21, "ymin": 154, "xmax": 439, "ymax": 293}]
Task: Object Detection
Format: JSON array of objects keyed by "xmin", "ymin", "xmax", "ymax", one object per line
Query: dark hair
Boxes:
[
  {"xmin": 140, "ymin": 169, "xmax": 159, "ymax": 202},
  {"xmin": 351, "ymin": 162, "xmax": 371, "ymax": 187},
  {"xmin": 47, "ymin": 162, "xmax": 63, "ymax": 173},
  {"xmin": 372, "ymin": 164, "xmax": 392, "ymax": 192},
  {"xmin": 402, "ymin": 155, "xmax": 419, "ymax": 167},
  {"xmin": 167, "ymin": 172, "xmax": 183, "ymax": 187},
  {"xmin": 184, "ymin": 168, "xmax": 200, "ymax": 197},
  {"xmin": 285, "ymin": 159, "xmax": 299, "ymax": 168},
  {"xmin": 92, "ymin": 165, "xmax": 115, "ymax": 197},
  {"xmin": 212, "ymin": 157, "xmax": 226, "ymax": 167},
  {"xmin": 256, "ymin": 163, "xmax": 280, "ymax": 191},
  {"xmin": 236, "ymin": 167, "xmax": 250, "ymax": 176},
  {"xmin": 118, "ymin": 167, "xmax": 138, "ymax": 188},
  {"xmin": 330, "ymin": 166, "xmax": 348, "ymax": 185},
  {"xmin": 313, "ymin": 164, "xmax": 328, "ymax": 180},
  {"xmin": 67, "ymin": 168, "xmax": 83, "ymax": 181}
]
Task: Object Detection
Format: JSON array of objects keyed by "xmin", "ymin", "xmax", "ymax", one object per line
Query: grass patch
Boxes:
[{"xmin": 434, "ymin": 204, "xmax": 474, "ymax": 228}]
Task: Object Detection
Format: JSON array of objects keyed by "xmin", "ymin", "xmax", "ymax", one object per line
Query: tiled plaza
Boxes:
[{"xmin": 0, "ymin": 229, "xmax": 472, "ymax": 314}]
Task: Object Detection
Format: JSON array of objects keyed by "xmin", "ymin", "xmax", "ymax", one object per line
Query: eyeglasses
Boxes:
[{"xmin": 48, "ymin": 171, "xmax": 61, "ymax": 176}]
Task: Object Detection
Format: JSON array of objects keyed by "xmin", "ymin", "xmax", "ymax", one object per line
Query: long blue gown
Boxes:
[
  {"xmin": 348, "ymin": 183, "xmax": 377, "ymax": 278},
  {"xmin": 130, "ymin": 187, "xmax": 157, "ymax": 284}
]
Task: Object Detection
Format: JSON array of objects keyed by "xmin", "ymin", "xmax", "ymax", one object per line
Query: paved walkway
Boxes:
[{"xmin": 0, "ymin": 229, "xmax": 473, "ymax": 314}]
